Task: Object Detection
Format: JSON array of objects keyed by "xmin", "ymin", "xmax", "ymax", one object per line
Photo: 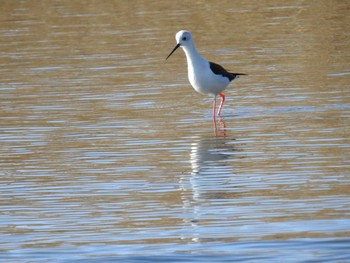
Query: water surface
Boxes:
[{"xmin": 0, "ymin": 0, "xmax": 349, "ymax": 262}]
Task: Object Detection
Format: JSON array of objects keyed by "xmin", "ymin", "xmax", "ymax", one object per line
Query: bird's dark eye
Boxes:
[{"xmin": 182, "ymin": 37, "xmax": 187, "ymax": 41}]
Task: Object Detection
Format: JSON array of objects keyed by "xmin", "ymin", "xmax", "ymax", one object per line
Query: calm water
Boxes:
[{"xmin": 1, "ymin": 0, "xmax": 349, "ymax": 262}]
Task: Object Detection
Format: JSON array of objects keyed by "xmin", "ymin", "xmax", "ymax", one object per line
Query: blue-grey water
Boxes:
[{"xmin": 1, "ymin": 1, "xmax": 349, "ymax": 262}]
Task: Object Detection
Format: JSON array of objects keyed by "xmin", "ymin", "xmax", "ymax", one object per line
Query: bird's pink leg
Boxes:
[
  {"xmin": 217, "ymin": 92, "xmax": 225, "ymax": 116},
  {"xmin": 213, "ymin": 95, "xmax": 217, "ymax": 119},
  {"xmin": 213, "ymin": 95, "xmax": 217, "ymax": 130}
]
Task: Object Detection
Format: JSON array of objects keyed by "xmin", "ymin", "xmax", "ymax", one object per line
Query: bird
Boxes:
[{"xmin": 166, "ymin": 30, "xmax": 246, "ymax": 124}]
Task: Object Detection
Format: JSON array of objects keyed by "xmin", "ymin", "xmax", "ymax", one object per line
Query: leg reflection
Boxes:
[{"xmin": 213, "ymin": 117, "xmax": 227, "ymax": 137}]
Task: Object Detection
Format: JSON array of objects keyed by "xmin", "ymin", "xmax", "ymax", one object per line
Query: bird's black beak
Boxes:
[{"xmin": 166, "ymin": 43, "xmax": 180, "ymax": 60}]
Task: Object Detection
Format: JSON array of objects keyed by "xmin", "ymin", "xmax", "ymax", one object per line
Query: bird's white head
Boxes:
[
  {"xmin": 175, "ymin": 30, "xmax": 193, "ymax": 47},
  {"xmin": 166, "ymin": 30, "xmax": 194, "ymax": 60}
]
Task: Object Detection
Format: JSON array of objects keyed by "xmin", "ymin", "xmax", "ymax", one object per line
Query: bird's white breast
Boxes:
[{"xmin": 185, "ymin": 52, "xmax": 230, "ymax": 96}]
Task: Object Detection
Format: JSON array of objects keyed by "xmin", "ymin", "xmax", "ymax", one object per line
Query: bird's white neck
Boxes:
[{"xmin": 182, "ymin": 43, "xmax": 206, "ymax": 68}]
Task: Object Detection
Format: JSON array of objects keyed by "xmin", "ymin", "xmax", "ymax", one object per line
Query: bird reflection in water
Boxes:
[{"xmin": 179, "ymin": 133, "xmax": 238, "ymax": 242}]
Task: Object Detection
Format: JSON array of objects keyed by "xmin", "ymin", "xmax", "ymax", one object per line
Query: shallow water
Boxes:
[{"xmin": 1, "ymin": 0, "xmax": 349, "ymax": 262}]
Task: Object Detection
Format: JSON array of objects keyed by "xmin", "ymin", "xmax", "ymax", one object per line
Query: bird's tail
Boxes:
[
  {"xmin": 232, "ymin": 73, "xmax": 247, "ymax": 76},
  {"xmin": 229, "ymin": 72, "xmax": 247, "ymax": 81}
]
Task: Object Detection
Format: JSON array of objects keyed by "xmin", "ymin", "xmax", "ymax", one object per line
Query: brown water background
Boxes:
[{"xmin": 1, "ymin": 0, "xmax": 349, "ymax": 262}]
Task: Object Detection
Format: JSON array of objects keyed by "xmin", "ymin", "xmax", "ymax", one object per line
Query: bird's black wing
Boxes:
[{"xmin": 209, "ymin": 61, "xmax": 246, "ymax": 82}]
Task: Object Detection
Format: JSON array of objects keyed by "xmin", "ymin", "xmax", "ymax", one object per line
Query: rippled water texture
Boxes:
[{"xmin": 1, "ymin": 1, "xmax": 349, "ymax": 262}]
